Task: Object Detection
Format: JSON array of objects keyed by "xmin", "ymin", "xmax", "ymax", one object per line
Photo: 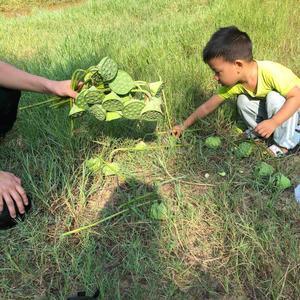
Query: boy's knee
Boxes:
[
  {"xmin": 266, "ymin": 91, "xmax": 285, "ymax": 110},
  {"xmin": 237, "ymin": 94, "xmax": 250, "ymax": 110}
]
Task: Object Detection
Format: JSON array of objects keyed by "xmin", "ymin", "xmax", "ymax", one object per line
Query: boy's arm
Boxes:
[
  {"xmin": 255, "ymin": 86, "xmax": 300, "ymax": 138},
  {"xmin": 0, "ymin": 61, "xmax": 77, "ymax": 98},
  {"xmin": 172, "ymin": 94, "xmax": 223, "ymax": 137}
]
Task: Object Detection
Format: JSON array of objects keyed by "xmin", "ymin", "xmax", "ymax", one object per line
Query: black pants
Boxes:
[
  {"xmin": 0, "ymin": 87, "xmax": 21, "ymax": 136},
  {"xmin": 0, "ymin": 87, "xmax": 32, "ymax": 229}
]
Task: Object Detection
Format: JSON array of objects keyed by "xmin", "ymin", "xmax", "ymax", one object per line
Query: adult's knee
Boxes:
[
  {"xmin": 0, "ymin": 87, "xmax": 22, "ymax": 136},
  {"xmin": 0, "ymin": 87, "xmax": 21, "ymax": 109}
]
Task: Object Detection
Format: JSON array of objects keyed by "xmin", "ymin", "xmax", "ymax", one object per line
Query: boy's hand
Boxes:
[
  {"xmin": 255, "ymin": 119, "xmax": 278, "ymax": 138},
  {"xmin": 0, "ymin": 171, "xmax": 28, "ymax": 218},
  {"xmin": 172, "ymin": 125, "xmax": 185, "ymax": 138}
]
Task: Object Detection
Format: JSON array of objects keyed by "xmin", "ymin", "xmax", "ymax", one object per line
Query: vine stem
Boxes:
[
  {"xmin": 131, "ymin": 86, "xmax": 152, "ymax": 100},
  {"xmin": 61, "ymin": 200, "xmax": 151, "ymax": 237},
  {"xmin": 70, "ymin": 98, "xmax": 74, "ymax": 136},
  {"xmin": 19, "ymin": 97, "xmax": 60, "ymax": 110},
  {"xmin": 162, "ymin": 89, "xmax": 172, "ymax": 130},
  {"xmin": 49, "ymin": 99, "xmax": 70, "ymax": 108}
]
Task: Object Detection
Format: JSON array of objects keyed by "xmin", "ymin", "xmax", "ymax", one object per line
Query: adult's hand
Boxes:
[
  {"xmin": 0, "ymin": 171, "xmax": 28, "ymax": 218},
  {"xmin": 47, "ymin": 80, "xmax": 78, "ymax": 99}
]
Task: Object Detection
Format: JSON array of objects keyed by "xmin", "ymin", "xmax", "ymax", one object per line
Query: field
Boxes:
[{"xmin": 0, "ymin": 0, "xmax": 299, "ymax": 299}]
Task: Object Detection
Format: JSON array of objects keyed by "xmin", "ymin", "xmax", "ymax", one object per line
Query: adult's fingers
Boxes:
[
  {"xmin": 6, "ymin": 171, "xmax": 18, "ymax": 178},
  {"xmin": 10, "ymin": 190, "xmax": 26, "ymax": 215},
  {"xmin": 77, "ymin": 81, "xmax": 84, "ymax": 91},
  {"xmin": 3, "ymin": 192, "xmax": 17, "ymax": 218},
  {"xmin": 5, "ymin": 172, "xmax": 22, "ymax": 184},
  {"xmin": 13, "ymin": 175, "xmax": 21, "ymax": 185},
  {"xmin": 15, "ymin": 184, "xmax": 28, "ymax": 206},
  {"xmin": 69, "ymin": 89, "xmax": 78, "ymax": 99}
]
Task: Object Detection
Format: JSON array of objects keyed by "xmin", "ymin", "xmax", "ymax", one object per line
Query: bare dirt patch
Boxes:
[{"xmin": 0, "ymin": 0, "xmax": 85, "ymax": 18}]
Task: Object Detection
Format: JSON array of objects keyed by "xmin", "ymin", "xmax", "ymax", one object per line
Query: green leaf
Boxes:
[
  {"xmin": 109, "ymin": 70, "xmax": 135, "ymax": 95},
  {"xmin": 255, "ymin": 162, "xmax": 274, "ymax": 177},
  {"xmin": 218, "ymin": 171, "xmax": 226, "ymax": 177},
  {"xmin": 149, "ymin": 81, "xmax": 164, "ymax": 96},
  {"xmin": 150, "ymin": 202, "xmax": 168, "ymax": 220},
  {"xmin": 105, "ymin": 111, "xmax": 123, "ymax": 121},
  {"xmin": 271, "ymin": 173, "xmax": 292, "ymax": 190},
  {"xmin": 69, "ymin": 104, "xmax": 85, "ymax": 117},
  {"xmin": 134, "ymin": 141, "xmax": 148, "ymax": 150},
  {"xmin": 231, "ymin": 125, "xmax": 244, "ymax": 136},
  {"xmin": 102, "ymin": 162, "xmax": 120, "ymax": 176},
  {"xmin": 236, "ymin": 142, "xmax": 254, "ymax": 158},
  {"xmin": 204, "ymin": 136, "xmax": 221, "ymax": 149},
  {"xmin": 85, "ymin": 157, "xmax": 102, "ymax": 173}
]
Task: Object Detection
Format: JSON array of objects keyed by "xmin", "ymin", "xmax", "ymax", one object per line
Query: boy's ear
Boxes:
[
  {"xmin": 234, "ymin": 60, "xmax": 244, "ymax": 68},
  {"xmin": 234, "ymin": 60, "xmax": 244, "ymax": 73}
]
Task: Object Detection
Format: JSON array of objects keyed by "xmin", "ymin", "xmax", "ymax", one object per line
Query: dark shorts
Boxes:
[{"xmin": 0, "ymin": 86, "xmax": 21, "ymax": 136}]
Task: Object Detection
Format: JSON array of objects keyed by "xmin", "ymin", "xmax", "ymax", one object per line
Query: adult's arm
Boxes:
[{"xmin": 0, "ymin": 61, "xmax": 77, "ymax": 98}]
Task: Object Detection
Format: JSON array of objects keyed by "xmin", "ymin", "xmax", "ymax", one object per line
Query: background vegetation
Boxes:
[{"xmin": 0, "ymin": 0, "xmax": 299, "ymax": 299}]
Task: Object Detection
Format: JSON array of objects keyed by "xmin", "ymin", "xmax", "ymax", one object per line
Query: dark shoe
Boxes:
[
  {"xmin": 67, "ymin": 289, "xmax": 100, "ymax": 300},
  {"xmin": 0, "ymin": 196, "xmax": 32, "ymax": 230}
]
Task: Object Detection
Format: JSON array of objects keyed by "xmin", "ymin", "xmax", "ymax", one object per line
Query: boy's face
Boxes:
[{"xmin": 208, "ymin": 57, "xmax": 241, "ymax": 86}]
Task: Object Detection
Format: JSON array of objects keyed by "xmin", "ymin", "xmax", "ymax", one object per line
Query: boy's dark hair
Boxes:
[{"xmin": 203, "ymin": 26, "xmax": 253, "ymax": 63}]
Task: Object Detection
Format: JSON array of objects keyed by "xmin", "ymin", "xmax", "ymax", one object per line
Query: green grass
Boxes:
[{"xmin": 0, "ymin": 0, "xmax": 299, "ymax": 299}]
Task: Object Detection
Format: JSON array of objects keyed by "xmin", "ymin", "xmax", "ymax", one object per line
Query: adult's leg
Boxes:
[
  {"xmin": 266, "ymin": 91, "xmax": 300, "ymax": 149},
  {"xmin": 0, "ymin": 87, "xmax": 31, "ymax": 229},
  {"xmin": 0, "ymin": 87, "xmax": 21, "ymax": 137}
]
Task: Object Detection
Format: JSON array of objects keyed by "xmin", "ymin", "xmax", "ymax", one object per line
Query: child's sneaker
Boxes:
[
  {"xmin": 267, "ymin": 143, "xmax": 300, "ymax": 157},
  {"xmin": 267, "ymin": 144, "xmax": 287, "ymax": 157}
]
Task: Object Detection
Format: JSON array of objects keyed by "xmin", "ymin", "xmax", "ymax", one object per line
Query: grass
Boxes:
[{"xmin": 0, "ymin": 0, "xmax": 299, "ymax": 299}]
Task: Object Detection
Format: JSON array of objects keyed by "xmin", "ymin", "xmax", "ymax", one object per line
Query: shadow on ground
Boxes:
[{"xmin": 63, "ymin": 176, "xmax": 225, "ymax": 299}]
